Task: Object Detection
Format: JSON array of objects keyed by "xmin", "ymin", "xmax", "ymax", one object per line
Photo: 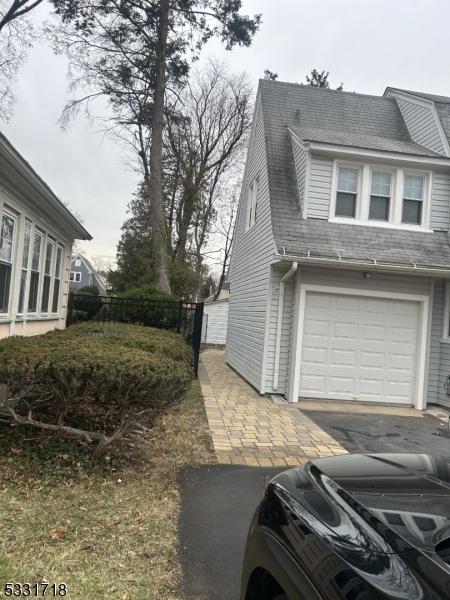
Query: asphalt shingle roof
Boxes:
[
  {"xmin": 291, "ymin": 126, "xmax": 442, "ymax": 157},
  {"xmin": 259, "ymin": 80, "xmax": 450, "ymax": 270},
  {"xmin": 281, "ymin": 220, "xmax": 450, "ymax": 270}
]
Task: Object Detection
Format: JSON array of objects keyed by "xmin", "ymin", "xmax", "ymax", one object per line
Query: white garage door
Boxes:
[{"xmin": 300, "ymin": 292, "xmax": 420, "ymax": 404}]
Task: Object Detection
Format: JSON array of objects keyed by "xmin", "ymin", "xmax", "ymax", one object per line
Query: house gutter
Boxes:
[
  {"xmin": 273, "ymin": 261, "xmax": 298, "ymax": 391},
  {"xmin": 272, "ymin": 254, "xmax": 450, "ymax": 278}
]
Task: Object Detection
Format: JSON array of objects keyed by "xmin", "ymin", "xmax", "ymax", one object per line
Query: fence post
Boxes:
[
  {"xmin": 177, "ymin": 300, "xmax": 183, "ymax": 334},
  {"xmin": 66, "ymin": 292, "xmax": 74, "ymax": 328},
  {"xmin": 191, "ymin": 302, "xmax": 204, "ymax": 377}
]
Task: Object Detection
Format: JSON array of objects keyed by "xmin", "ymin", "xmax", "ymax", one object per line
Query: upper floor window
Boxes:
[
  {"xmin": 74, "ymin": 258, "xmax": 81, "ymax": 267},
  {"xmin": 331, "ymin": 162, "xmax": 430, "ymax": 230},
  {"xmin": 246, "ymin": 177, "xmax": 258, "ymax": 230},
  {"xmin": 369, "ymin": 171, "xmax": 391, "ymax": 221},
  {"xmin": 335, "ymin": 167, "xmax": 358, "ymax": 218},
  {"xmin": 70, "ymin": 271, "xmax": 81, "ymax": 282},
  {"xmin": 402, "ymin": 174, "xmax": 424, "ymax": 225}
]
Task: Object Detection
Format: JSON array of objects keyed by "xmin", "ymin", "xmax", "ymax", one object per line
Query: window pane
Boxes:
[
  {"xmin": 45, "ymin": 242, "xmax": 53, "ymax": 275},
  {"xmin": 404, "ymin": 174, "xmax": 424, "ymax": 200},
  {"xmin": 371, "ymin": 172, "xmax": 391, "ymax": 197},
  {"xmin": 22, "ymin": 220, "xmax": 32, "ymax": 269},
  {"xmin": 41, "ymin": 275, "xmax": 50, "ymax": 312},
  {"xmin": 18, "ymin": 269, "xmax": 27, "ymax": 314},
  {"xmin": 0, "ymin": 215, "xmax": 14, "ymax": 263},
  {"xmin": 335, "ymin": 192, "xmax": 356, "ymax": 217},
  {"xmin": 55, "ymin": 246, "xmax": 63, "ymax": 277},
  {"xmin": 402, "ymin": 199, "xmax": 422, "ymax": 225},
  {"xmin": 0, "ymin": 262, "xmax": 11, "ymax": 313},
  {"xmin": 369, "ymin": 196, "xmax": 390, "ymax": 221},
  {"xmin": 31, "ymin": 233, "xmax": 42, "ymax": 271},
  {"xmin": 52, "ymin": 279, "xmax": 60, "ymax": 313},
  {"xmin": 337, "ymin": 167, "xmax": 358, "ymax": 193},
  {"xmin": 70, "ymin": 272, "xmax": 74, "ymax": 281},
  {"xmin": 28, "ymin": 271, "xmax": 39, "ymax": 312}
]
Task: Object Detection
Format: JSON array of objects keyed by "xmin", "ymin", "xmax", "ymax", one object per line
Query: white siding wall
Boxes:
[
  {"xmin": 291, "ymin": 138, "xmax": 307, "ymax": 216},
  {"xmin": 226, "ymin": 93, "xmax": 277, "ymax": 392},
  {"xmin": 202, "ymin": 301, "xmax": 229, "ymax": 345},
  {"xmin": 264, "ymin": 266, "xmax": 295, "ymax": 393},
  {"xmin": 427, "ymin": 279, "xmax": 450, "ymax": 407},
  {"xmin": 395, "ymin": 97, "xmax": 446, "ymax": 155},
  {"xmin": 431, "ymin": 171, "xmax": 450, "ymax": 231},
  {"xmin": 306, "ymin": 157, "xmax": 333, "ymax": 219}
]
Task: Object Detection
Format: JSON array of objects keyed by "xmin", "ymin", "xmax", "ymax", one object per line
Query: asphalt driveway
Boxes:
[{"xmin": 300, "ymin": 404, "xmax": 450, "ymax": 454}]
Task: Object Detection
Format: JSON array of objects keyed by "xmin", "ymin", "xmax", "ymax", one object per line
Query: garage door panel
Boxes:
[{"xmin": 300, "ymin": 291, "xmax": 420, "ymax": 404}]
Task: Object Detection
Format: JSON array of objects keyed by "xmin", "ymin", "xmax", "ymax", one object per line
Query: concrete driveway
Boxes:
[{"xmin": 298, "ymin": 400, "xmax": 450, "ymax": 454}]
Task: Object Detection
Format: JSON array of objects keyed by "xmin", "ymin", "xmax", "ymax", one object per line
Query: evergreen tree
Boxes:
[{"xmin": 305, "ymin": 69, "xmax": 343, "ymax": 90}]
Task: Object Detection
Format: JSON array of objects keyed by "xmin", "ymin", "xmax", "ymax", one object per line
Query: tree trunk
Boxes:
[{"xmin": 149, "ymin": 0, "xmax": 170, "ymax": 292}]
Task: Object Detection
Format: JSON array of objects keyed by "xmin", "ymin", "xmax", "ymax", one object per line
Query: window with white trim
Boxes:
[
  {"xmin": 332, "ymin": 162, "xmax": 430, "ymax": 229},
  {"xmin": 17, "ymin": 219, "xmax": 32, "ymax": 314},
  {"xmin": 28, "ymin": 229, "xmax": 42, "ymax": 313},
  {"xmin": 41, "ymin": 239, "xmax": 54, "ymax": 313},
  {"xmin": 246, "ymin": 177, "xmax": 258, "ymax": 230},
  {"xmin": 70, "ymin": 271, "xmax": 81, "ymax": 282},
  {"xmin": 369, "ymin": 171, "xmax": 391, "ymax": 221},
  {"xmin": 0, "ymin": 212, "xmax": 15, "ymax": 314},
  {"xmin": 402, "ymin": 174, "xmax": 424, "ymax": 225},
  {"xmin": 335, "ymin": 167, "xmax": 359, "ymax": 218},
  {"xmin": 52, "ymin": 246, "xmax": 63, "ymax": 313},
  {"xmin": 74, "ymin": 258, "xmax": 81, "ymax": 267}
]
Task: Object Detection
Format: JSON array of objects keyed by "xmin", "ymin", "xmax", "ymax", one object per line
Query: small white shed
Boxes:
[{"xmin": 201, "ymin": 298, "xmax": 229, "ymax": 346}]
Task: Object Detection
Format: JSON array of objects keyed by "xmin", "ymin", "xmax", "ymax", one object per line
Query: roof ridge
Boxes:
[{"xmin": 259, "ymin": 79, "xmax": 392, "ymax": 102}]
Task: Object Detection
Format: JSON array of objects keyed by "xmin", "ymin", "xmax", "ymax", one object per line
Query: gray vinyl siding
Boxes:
[
  {"xmin": 291, "ymin": 138, "xmax": 307, "ymax": 216},
  {"xmin": 427, "ymin": 279, "xmax": 450, "ymax": 407},
  {"xmin": 306, "ymin": 156, "xmax": 333, "ymax": 219},
  {"xmin": 264, "ymin": 265, "xmax": 295, "ymax": 393},
  {"xmin": 395, "ymin": 97, "xmax": 446, "ymax": 155},
  {"xmin": 431, "ymin": 171, "xmax": 450, "ymax": 231},
  {"xmin": 226, "ymin": 93, "xmax": 277, "ymax": 392}
]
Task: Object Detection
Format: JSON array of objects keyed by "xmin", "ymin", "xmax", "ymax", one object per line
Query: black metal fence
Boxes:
[{"xmin": 66, "ymin": 293, "xmax": 204, "ymax": 376}]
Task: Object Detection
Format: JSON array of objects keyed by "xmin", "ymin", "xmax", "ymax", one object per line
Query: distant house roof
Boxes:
[
  {"xmin": 259, "ymin": 80, "xmax": 450, "ymax": 271},
  {"xmin": 71, "ymin": 254, "xmax": 107, "ymax": 290},
  {"xmin": 0, "ymin": 131, "xmax": 91, "ymax": 241}
]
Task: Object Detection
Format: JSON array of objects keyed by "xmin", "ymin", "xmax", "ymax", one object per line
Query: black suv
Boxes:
[{"xmin": 241, "ymin": 454, "xmax": 450, "ymax": 599}]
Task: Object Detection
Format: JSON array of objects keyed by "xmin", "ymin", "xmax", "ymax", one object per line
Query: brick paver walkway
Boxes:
[{"xmin": 199, "ymin": 350, "xmax": 347, "ymax": 467}]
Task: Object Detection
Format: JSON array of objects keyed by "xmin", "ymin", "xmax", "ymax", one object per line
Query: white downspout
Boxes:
[{"xmin": 273, "ymin": 262, "xmax": 298, "ymax": 391}]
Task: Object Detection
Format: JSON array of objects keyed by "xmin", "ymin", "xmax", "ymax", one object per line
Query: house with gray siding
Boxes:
[
  {"xmin": 69, "ymin": 254, "xmax": 107, "ymax": 295},
  {"xmin": 226, "ymin": 81, "xmax": 450, "ymax": 410}
]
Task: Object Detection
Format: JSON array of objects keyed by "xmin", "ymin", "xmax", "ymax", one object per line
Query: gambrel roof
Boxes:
[{"xmin": 259, "ymin": 80, "xmax": 450, "ymax": 273}]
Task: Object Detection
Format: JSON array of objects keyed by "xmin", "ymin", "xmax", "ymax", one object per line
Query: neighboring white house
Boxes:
[
  {"xmin": 227, "ymin": 80, "xmax": 450, "ymax": 410},
  {"xmin": 202, "ymin": 298, "xmax": 229, "ymax": 346},
  {"xmin": 69, "ymin": 254, "xmax": 107, "ymax": 295},
  {"xmin": 0, "ymin": 132, "xmax": 91, "ymax": 338}
]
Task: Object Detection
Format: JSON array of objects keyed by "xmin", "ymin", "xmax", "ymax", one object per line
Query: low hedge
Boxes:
[{"xmin": 0, "ymin": 323, "xmax": 193, "ymax": 455}]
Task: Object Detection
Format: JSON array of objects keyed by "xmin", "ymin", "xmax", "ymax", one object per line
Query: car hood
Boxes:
[{"xmin": 272, "ymin": 454, "xmax": 450, "ymax": 556}]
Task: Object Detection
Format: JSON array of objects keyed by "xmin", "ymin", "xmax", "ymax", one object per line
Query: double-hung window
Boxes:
[
  {"xmin": 17, "ymin": 219, "xmax": 32, "ymax": 314},
  {"xmin": 28, "ymin": 229, "xmax": 42, "ymax": 313},
  {"xmin": 41, "ymin": 239, "xmax": 54, "ymax": 313},
  {"xmin": 402, "ymin": 174, "xmax": 424, "ymax": 225},
  {"xmin": 247, "ymin": 177, "xmax": 258, "ymax": 229},
  {"xmin": 335, "ymin": 167, "xmax": 359, "ymax": 218},
  {"xmin": 0, "ymin": 212, "xmax": 15, "ymax": 314},
  {"xmin": 369, "ymin": 171, "xmax": 391, "ymax": 221},
  {"xmin": 52, "ymin": 245, "xmax": 63, "ymax": 313}
]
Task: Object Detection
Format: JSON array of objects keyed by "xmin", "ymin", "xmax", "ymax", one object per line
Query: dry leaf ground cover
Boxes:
[{"xmin": 0, "ymin": 382, "xmax": 214, "ymax": 599}]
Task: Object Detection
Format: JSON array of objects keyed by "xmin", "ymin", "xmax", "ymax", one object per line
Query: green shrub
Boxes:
[
  {"xmin": 0, "ymin": 324, "xmax": 193, "ymax": 456},
  {"xmin": 122, "ymin": 284, "xmax": 174, "ymax": 301},
  {"xmin": 78, "ymin": 285, "xmax": 100, "ymax": 296}
]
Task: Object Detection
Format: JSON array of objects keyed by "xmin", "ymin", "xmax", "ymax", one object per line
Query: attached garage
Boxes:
[{"xmin": 290, "ymin": 284, "xmax": 430, "ymax": 409}]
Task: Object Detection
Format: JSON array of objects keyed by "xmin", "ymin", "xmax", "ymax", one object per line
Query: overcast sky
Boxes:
[{"xmin": 4, "ymin": 0, "xmax": 450, "ymax": 266}]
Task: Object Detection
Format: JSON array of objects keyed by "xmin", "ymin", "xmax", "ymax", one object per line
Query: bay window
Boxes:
[
  {"xmin": 335, "ymin": 167, "xmax": 358, "ymax": 218},
  {"xmin": 0, "ymin": 212, "xmax": 15, "ymax": 313}
]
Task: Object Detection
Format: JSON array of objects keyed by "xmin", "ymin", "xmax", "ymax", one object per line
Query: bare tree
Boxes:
[{"xmin": 213, "ymin": 184, "xmax": 238, "ymax": 300}]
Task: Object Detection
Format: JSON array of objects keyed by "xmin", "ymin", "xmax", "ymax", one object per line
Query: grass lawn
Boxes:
[{"xmin": 0, "ymin": 382, "xmax": 214, "ymax": 599}]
